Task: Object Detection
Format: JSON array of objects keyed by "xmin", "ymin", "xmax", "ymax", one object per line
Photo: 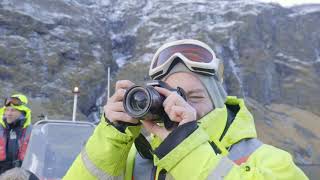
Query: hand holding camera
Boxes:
[
  {"xmin": 104, "ymin": 80, "xmax": 139, "ymax": 125},
  {"xmin": 122, "ymin": 80, "xmax": 197, "ymax": 139},
  {"xmin": 156, "ymin": 86, "xmax": 196, "ymax": 126},
  {"xmin": 104, "ymin": 79, "xmax": 197, "ymax": 139},
  {"xmin": 142, "ymin": 86, "xmax": 197, "ymax": 140}
]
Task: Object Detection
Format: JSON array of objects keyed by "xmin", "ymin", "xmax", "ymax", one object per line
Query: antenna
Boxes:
[
  {"xmin": 107, "ymin": 66, "xmax": 110, "ymax": 101},
  {"xmin": 72, "ymin": 86, "xmax": 80, "ymax": 122}
]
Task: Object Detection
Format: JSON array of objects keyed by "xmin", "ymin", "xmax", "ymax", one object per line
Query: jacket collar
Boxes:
[
  {"xmin": 199, "ymin": 96, "xmax": 257, "ymax": 148},
  {"xmin": 150, "ymin": 96, "xmax": 257, "ymax": 150}
]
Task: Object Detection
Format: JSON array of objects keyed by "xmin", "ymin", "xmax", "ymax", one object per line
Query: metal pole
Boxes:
[
  {"xmin": 72, "ymin": 87, "xmax": 80, "ymax": 122},
  {"xmin": 107, "ymin": 67, "xmax": 110, "ymax": 101}
]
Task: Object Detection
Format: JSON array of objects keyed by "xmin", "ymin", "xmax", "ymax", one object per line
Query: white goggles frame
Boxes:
[{"xmin": 149, "ymin": 39, "xmax": 223, "ymax": 81}]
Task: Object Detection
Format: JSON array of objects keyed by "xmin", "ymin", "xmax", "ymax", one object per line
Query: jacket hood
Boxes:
[{"xmin": 0, "ymin": 105, "xmax": 32, "ymax": 129}]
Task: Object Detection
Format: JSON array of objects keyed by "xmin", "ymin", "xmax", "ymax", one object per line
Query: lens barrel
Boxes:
[{"xmin": 124, "ymin": 85, "xmax": 165, "ymax": 121}]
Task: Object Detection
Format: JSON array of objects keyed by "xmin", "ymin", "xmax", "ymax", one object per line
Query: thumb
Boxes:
[{"xmin": 142, "ymin": 121, "xmax": 170, "ymax": 140}]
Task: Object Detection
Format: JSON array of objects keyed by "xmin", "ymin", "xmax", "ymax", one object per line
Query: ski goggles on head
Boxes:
[
  {"xmin": 149, "ymin": 39, "xmax": 222, "ymax": 80},
  {"xmin": 4, "ymin": 97, "xmax": 24, "ymax": 107}
]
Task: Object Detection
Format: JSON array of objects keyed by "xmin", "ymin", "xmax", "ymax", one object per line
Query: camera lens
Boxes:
[
  {"xmin": 123, "ymin": 81, "xmax": 183, "ymax": 129},
  {"xmin": 130, "ymin": 91, "xmax": 148, "ymax": 111},
  {"xmin": 123, "ymin": 84, "xmax": 165, "ymax": 119}
]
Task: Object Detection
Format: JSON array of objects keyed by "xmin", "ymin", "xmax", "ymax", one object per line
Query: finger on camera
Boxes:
[
  {"xmin": 154, "ymin": 87, "xmax": 173, "ymax": 97},
  {"xmin": 115, "ymin": 80, "xmax": 135, "ymax": 90},
  {"xmin": 108, "ymin": 101, "xmax": 125, "ymax": 112},
  {"xmin": 164, "ymin": 105, "xmax": 172, "ymax": 116},
  {"xmin": 164, "ymin": 94, "xmax": 186, "ymax": 109},
  {"xmin": 104, "ymin": 104, "xmax": 112, "ymax": 116},
  {"xmin": 163, "ymin": 93, "xmax": 178, "ymax": 107},
  {"xmin": 119, "ymin": 116, "xmax": 139, "ymax": 124},
  {"xmin": 169, "ymin": 106, "xmax": 185, "ymax": 122},
  {"xmin": 107, "ymin": 111, "xmax": 127, "ymax": 121},
  {"xmin": 110, "ymin": 89, "xmax": 126, "ymax": 102},
  {"xmin": 163, "ymin": 95, "xmax": 184, "ymax": 114},
  {"xmin": 171, "ymin": 106, "xmax": 186, "ymax": 115},
  {"xmin": 164, "ymin": 99, "xmax": 174, "ymax": 114},
  {"xmin": 104, "ymin": 110, "xmax": 122, "ymax": 122},
  {"xmin": 107, "ymin": 111, "xmax": 138, "ymax": 123}
]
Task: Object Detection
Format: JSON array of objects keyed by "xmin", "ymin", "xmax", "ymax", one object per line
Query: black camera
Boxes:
[{"xmin": 123, "ymin": 81, "xmax": 186, "ymax": 129}]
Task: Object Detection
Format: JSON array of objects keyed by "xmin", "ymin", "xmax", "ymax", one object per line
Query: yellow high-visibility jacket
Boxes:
[{"xmin": 64, "ymin": 96, "xmax": 308, "ymax": 180}]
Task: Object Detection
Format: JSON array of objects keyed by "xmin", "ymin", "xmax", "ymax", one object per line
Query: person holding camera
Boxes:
[{"xmin": 64, "ymin": 39, "xmax": 307, "ymax": 180}]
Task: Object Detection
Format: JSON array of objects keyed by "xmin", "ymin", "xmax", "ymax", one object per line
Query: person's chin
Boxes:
[{"xmin": 6, "ymin": 120, "xmax": 15, "ymax": 124}]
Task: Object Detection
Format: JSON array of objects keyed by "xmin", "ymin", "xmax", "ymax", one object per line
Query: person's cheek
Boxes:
[
  {"xmin": 197, "ymin": 108, "xmax": 205, "ymax": 119},
  {"xmin": 198, "ymin": 103, "xmax": 212, "ymax": 119},
  {"xmin": 192, "ymin": 104, "xmax": 203, "ymax": 120}
]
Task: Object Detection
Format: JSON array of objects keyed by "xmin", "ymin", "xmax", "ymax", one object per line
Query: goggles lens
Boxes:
[
  {"xmin": 5, "ymin": 97, "xmax": 23, "ymax": 106},
  {"xmin": 152, "ymin": 44, "xmax": 213, "ymax": 69}
]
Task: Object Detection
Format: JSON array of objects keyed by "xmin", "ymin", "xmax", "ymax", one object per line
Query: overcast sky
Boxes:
[{"xmin": 260, "ymin": 0, "xmax": 320, "ymax": 6}]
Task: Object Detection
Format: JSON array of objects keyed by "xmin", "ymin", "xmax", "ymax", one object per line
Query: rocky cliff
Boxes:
[{"xmin": 0, "ymin": 0, "xmax": 319, "ymax": 173}]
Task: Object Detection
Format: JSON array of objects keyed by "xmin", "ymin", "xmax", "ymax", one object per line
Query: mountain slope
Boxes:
[{"xmin": 0, "ymin": 0, "xmax": 319, "ymax": 171}]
